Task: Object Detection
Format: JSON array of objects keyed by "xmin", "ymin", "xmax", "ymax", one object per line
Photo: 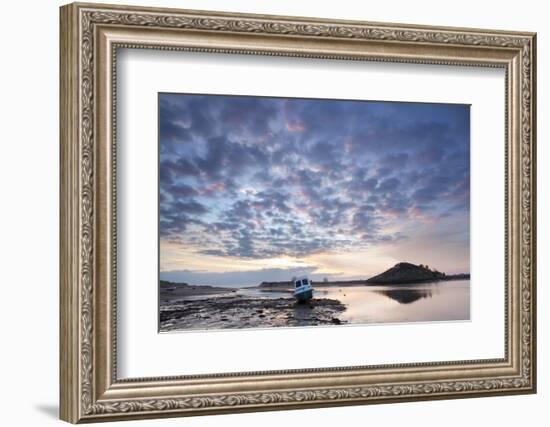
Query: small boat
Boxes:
[{"xmin": 293, "ymin": 275, "xmax": 313, "ymax": 303}]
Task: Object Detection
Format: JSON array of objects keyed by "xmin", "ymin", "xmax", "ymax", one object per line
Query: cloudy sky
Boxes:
[{"xmin": 159, "ymin": 93, "xmax": 470, "ymax": 286}]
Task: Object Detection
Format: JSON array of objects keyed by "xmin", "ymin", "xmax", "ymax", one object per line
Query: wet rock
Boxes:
[{"xmin": 160, "ymin": 295, "xmax": 346, "ymax": 332}]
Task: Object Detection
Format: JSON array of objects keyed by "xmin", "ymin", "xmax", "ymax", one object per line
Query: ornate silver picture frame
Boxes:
[{"xmin": 60, "ymin": 2, "xmax": 536, "ymax": 423}]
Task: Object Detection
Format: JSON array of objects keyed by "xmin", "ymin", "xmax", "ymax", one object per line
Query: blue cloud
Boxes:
[{"xmin": 159, "ymin": 94, "xmax": 470, "ymax": 260}]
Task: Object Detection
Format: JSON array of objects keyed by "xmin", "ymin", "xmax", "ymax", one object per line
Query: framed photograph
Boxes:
[{"xmin": 60, "ymin": 2, "xmax": 537, "ymax": 423}]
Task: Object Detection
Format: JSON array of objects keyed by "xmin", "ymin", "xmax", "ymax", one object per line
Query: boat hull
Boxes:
[{"xmin": 294, "ymin": 288, "xmax": 313, "ymax": 303}]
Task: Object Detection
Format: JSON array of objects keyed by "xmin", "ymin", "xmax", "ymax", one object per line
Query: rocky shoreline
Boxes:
[{"xmin": 160, "ymin": 295, "xmax": 347, "ymax": 332}]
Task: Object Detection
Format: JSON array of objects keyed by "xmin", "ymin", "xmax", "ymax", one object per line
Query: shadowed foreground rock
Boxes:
[{"xmin": 160, "ymin": 296, "xmax": 346, "ymax": 331}]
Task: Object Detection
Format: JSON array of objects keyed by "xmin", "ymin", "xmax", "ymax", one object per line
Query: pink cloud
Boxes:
[
  {"xmin": 200, "ymin": 182, "xmax": 225, "ymax": 195},
  {"xmin": 282, "ymin": 100, "xmax": 306, "ymax": 132},
  {"xmin": 407, "ymin": 206, "xmax": 438, "ymax": 224},
  {"xmin": 286, "ymin": 121, "xmax": 305, "ymax": 133}
]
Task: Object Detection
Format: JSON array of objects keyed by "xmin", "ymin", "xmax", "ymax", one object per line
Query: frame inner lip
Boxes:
[{"xmin": 109, "ymin": 41, "xmax": 512, "ymax": 383}]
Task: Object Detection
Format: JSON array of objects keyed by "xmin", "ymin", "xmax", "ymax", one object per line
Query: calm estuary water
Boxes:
[{"xmin": 240, "ymin": 280, "xmax": 470, "ymax": 325}]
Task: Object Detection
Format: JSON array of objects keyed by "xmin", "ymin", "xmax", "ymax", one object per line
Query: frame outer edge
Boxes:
[
  {"xmin": 529, "ymin": 33, "xmax": 537, "ymax": 393},
  {"xmin": 60, "ymin": 3, "xmax": 81, "ymax": 424},
  {"xmin": 59, "ymin": 2, "xmax": 537, "ymax": 422}
]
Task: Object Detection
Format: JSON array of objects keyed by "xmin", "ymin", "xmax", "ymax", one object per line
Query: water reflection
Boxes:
[
  {"xmin": 375, "ymin": 288, "xmax": 433, "ymax": 304},
  {"xmin": 317, "ymin": 280, "xmax": 470, "ymax": 324},
  {"xmin": 239, "ymin": 280, "xmax": 470, "ymax": 326}
]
